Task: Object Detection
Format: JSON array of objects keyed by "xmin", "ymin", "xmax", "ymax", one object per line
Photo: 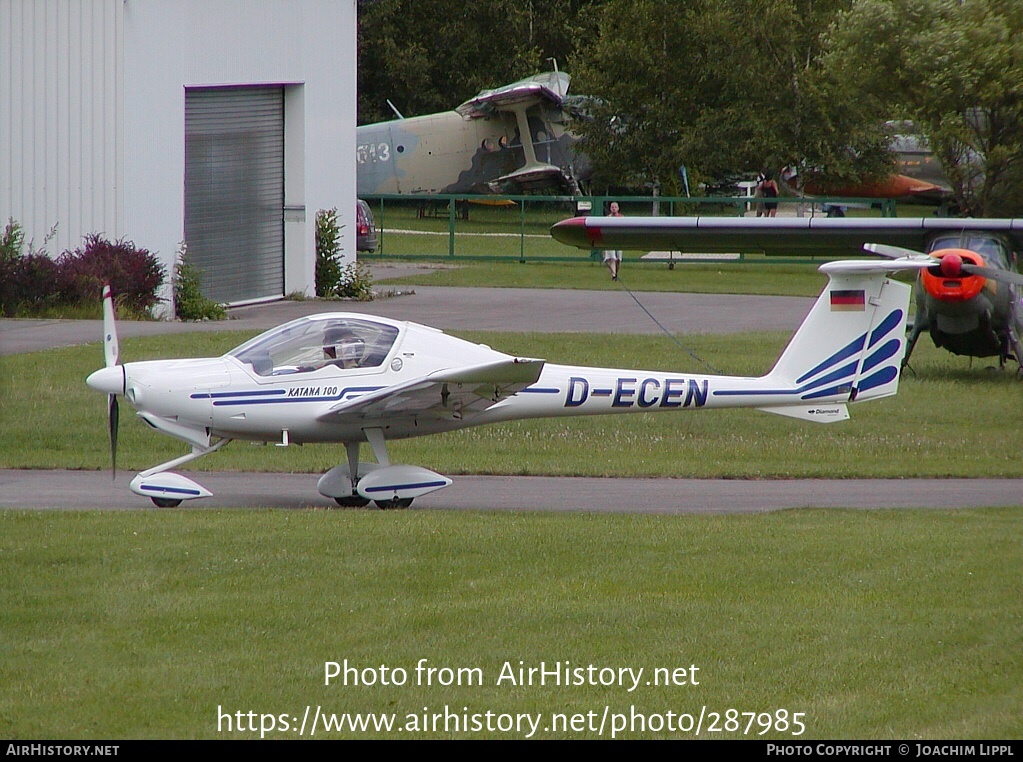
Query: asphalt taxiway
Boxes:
[
  {"xmin": 1, "ymin": 470, "xmax": 1020, "ymax": 512},
  {"xmin": 0, "ymin": 271, "xmax": 814, "ymax": 355}
]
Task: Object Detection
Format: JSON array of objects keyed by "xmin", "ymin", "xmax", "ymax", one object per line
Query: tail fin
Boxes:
[{"xmin": 758, "ymin": 262, "xmax": 912, "ymax": 423}]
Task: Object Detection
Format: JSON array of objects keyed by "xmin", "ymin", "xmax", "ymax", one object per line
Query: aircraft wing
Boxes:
[
  {"xmin": 456, "ymin": 72, "xmax": 570, "ymax": 119},
  {"xmin": 316, "ymin": 357, "xmax": 545, "ymax": 424},
  {"xmin": 550, "ymin": 216, "xmax": 1023, "ymax": 258}
]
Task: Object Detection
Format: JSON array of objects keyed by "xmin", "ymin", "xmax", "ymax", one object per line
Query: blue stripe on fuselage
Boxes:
[{"xmin": 206, "ymin": 386, "xmax": 384, "ymax": 406}]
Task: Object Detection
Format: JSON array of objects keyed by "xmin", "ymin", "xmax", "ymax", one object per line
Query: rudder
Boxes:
[{"xmin": 765, "ymin": 265, "xmax": 911, "ymax": 406}]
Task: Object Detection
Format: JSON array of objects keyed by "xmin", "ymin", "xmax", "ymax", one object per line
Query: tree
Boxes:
[
  {"xmin": 827, "ymin": 0, "xmax": 1023, "ymax": 216},
  {"xmin": 357, "ymin": 0, "xmax": 601, "ymax": 124},
  {"xmin": 570, "ymin": 0, "xmax": 893, "ymax": 192}
]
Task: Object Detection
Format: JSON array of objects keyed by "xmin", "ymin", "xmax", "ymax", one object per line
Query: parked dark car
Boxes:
[{"xmin": 356, "ymin": 199, "xmax": 378, "ymax": 252}]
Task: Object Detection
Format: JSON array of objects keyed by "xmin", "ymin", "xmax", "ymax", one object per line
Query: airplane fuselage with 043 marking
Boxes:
[{"xmin": 87, "ymin": 257, "xmax": 921, "ymax": 508}]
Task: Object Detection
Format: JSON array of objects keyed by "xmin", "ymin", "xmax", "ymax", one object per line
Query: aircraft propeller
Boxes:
[
  {"xmin": 864, "ymin": 243, "xmax": 1023, "ymax": 287},
  {"xmin": 943, "ymin": 257, "xmax": 1023, "ymax": 287},
  {"xmin": 108, "ymin": 393, "xmax": 119, "ymax": 478},
  {"xmin": 101, "ymin": 285, "xmax": 124, "ymax": 479}
]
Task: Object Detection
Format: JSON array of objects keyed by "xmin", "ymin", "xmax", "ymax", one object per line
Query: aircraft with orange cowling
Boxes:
[{"xmin": 550, "ymin": 215, "xmax": 1023, "ymax": 370}]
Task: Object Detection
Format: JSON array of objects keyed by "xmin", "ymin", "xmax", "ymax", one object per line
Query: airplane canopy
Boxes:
[{"xmin": 229, "ymin": 315, "xmax": 400, "ymax": 376}]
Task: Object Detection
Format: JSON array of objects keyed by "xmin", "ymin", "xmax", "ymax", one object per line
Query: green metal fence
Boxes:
[{"xmin": 358, "ymin": 193, "xmax": 900, "ymax": 264}]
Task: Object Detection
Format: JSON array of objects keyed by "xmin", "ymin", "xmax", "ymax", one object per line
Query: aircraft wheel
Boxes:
[
  {"xmin": 151, "ymin": 497, "xmax": 182, "ymax": 508},
  {"xmin": 334, "ymin": 496, "xmax": 371, "ymax": 508},
  {"xmin": 375, "ymin": 498, "xmax": 413, "ymax": 510},
  {"xmin": 668, "ymin": 262, "xmax": 675, "ymax": 270}
]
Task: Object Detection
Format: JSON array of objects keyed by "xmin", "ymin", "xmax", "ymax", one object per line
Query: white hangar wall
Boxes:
[
  {"xmin": 1, "ymin": 0, "xmax": 357, "ymax": 309},
  {"xmin": 1, "ymin": 0, "xmax": 124, "ymax": 256}
]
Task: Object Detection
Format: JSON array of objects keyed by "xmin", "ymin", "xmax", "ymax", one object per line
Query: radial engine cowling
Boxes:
[{"xmin": 921, "ymin": 248, "xmax": 987, "ymax": 302}]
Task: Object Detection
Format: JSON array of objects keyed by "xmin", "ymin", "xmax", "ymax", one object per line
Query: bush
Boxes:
[
  {"xmin": 316, "ymin": 207, "xmax": 374, "ymax": 300},
  {"xmin": 1, "ymin": 219, "xmax": 28, "ymax": 316},
  {"xmin": 1, "ymin": 218, "xmax": 24, "ymax": 261},
  {"xmin": 315, "ymin": 207, "xmax": 344, "ymax": 297},
  {"xmin": 57, "ymin": 234, "xmax": 165, "ymax": 315},
  {"xmin": 9, "ymin": 254, "xmax": 62, "ymax": 315},
  {"xmin": 0, "ymin": 254, "xmax": 62, "ymax": 317},
  {"xmin": 1, "ymin": 222, "xmax": 165, "ymax": 317},
  {"xmin": 0, "ymin": 219, "xmax": 61, "ymax": 317},
  {"xmin": 174, "ymin": 243, "xmax": 226, "ymax": 321},
  {"xmin": 334, "ymin": 260, "xmax": 375, "ymax": 300}
]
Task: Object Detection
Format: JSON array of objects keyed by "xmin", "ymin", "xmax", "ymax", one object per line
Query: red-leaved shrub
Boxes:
[
  {"xmin": 57, "ymin": 234, "xmax": 165, "ymax": 313},
  {"xmin": 0, "ymin": 252, "xmax": 61, "ymax": 317},
  {"xmin": 1, "ymin": 220, "xmax": 61, "ymax": 316}
]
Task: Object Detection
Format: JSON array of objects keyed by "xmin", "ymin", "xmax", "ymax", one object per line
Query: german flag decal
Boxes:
[{"xmin": 830, "ymin": 289, "xmax": 865, "ymax": 311}]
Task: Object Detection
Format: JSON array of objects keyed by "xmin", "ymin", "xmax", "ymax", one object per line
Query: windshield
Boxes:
[
  {"xmin": 928, "ymin": 233, "xmax": 1011, "ymax": 268},
  {"xmin": 229, "ymin": 316, "xmax": 399, "ymax": 376}
]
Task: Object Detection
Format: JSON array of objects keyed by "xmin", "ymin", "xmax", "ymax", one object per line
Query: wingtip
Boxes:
[{"xmin": 551, "ymin": 216, "xmax": 599, "ymax": 248}]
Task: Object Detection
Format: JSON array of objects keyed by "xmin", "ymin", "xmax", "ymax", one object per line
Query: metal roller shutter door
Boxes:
[{"xmin": 185, "ymin": 87, "xmax": 284, "ymax": 304}]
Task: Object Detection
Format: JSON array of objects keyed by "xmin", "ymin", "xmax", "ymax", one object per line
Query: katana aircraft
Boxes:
[
  {"xmin": 551, "ymin": 215, "xmax": 1023, "ymax": 369},
  {"xmin": 357, "ymin": 71, "xmax": 591, "ymax": 196},
  {"xmin": 88, "ymin": 258, "xmax": 916, "ymax": 508}
]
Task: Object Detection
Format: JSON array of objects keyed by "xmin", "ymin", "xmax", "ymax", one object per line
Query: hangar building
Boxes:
[{"xmin": 1, "ymin": 0, "xmax": 356, "ymax": 309}]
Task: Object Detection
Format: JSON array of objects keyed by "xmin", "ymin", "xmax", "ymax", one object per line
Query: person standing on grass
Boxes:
[{"xmin": 603, "ymin": 201, "xmax": 624, "ymax": 281}]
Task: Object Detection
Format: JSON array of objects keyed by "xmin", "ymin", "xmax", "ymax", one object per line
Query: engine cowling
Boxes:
[{"xmin": 921, "ymin": 248, "xmax": 986, "ymax": 302}]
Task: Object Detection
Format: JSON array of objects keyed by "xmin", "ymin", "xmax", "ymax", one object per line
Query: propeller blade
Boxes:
[
  {"xmin": 960, "ymin": 263, "xmax": 1023, "ymax": 287},
  {"xmin": 102, "ymin": 284, "xmax": 120, "ymax": 368},
  {"xmin": 97, "ymin": 285, "xmax": 123, "ymax": 480},
  {"xmin": 863, "ymin": 243, "xmax": 929, "ymax": 260},
  {"xmin": 108, "ymin": 393, "xmax": 119, "ymax": 480}
]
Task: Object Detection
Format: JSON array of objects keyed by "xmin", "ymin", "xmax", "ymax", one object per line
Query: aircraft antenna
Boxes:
[
  {"xmin": 615, "ymin": 275, "xmax": 723, "ymax": 375},
  {"xmin": 386, "ymin": 100, "xmax": 405, "ymax": 120}
]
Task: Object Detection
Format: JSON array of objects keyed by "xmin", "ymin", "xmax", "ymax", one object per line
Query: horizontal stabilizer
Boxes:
[
  {"xmin": 819, "ymin": 256, "xmax": 933, "ymax": 274},
  {"xmin": 757, "ymin": 404, "xmax": 849, "ymax": 424}
]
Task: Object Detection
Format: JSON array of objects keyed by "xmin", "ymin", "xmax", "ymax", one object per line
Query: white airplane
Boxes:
[{"xmin": 87, "ymin": 257, "xmax": 924, "ymax": 508}]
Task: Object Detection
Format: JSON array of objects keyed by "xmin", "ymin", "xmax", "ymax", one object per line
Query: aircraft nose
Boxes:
[
  {"xmin": 939, "ymin": 252, "xmax": 964, "ymax": 278},
  {"xmin": 86, "ymin": 366, "xmax": 125, "ymax": 395}
]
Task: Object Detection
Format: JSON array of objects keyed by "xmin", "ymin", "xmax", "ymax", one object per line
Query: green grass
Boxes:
[
  {"xmin": 2, "ymin": 508, "xmax": 1020, "ymax": 739},
  {"xmin": 4, "ymin": 281, "xmax": 1021, "ymax": 740},
  {"xmin": 375, "ymin": 260, "xmax": 830, "ymax": 296},
  {"xmin": 1, "ymin": 302, "xmax": 158, "ymax": 321},
  {"xmin": 1, "ymin": 328, "xmax": 1020, "ymax": 478},
  {"xmin": 366, "ymin": 200, "xmax": 577, "ymax": 259}
]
